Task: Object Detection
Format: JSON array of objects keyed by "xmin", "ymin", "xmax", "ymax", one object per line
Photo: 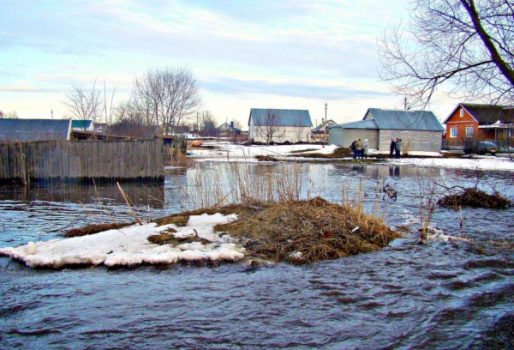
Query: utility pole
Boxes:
[
  {"xmin": 51, "ymin": 109, "xmax": 54, "ymax": 119},
  {"xmin": 324, "ymin": 103, "xmax": 327, "ymax": 123},
  {"xmin": 196, "ymin": 111, "xmax": 199, "ymax": 138}
]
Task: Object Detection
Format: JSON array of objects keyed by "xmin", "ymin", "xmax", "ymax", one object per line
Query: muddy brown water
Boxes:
[{"xmin": 1, "ymin": 162, "xmax": 513, "ymax": 349}]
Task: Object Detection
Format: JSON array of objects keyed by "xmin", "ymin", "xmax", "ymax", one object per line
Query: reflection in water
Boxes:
[
  {"xmin": 0, "ymin": 162, "xmax": 513, "ymax": 349},
  {"xmin": 0, "ymin": 181, "xmax": 166, "ymax": 208},
  {"xmin": 389, "ymin": 165, "xmax": 401, "ymax": 178}
]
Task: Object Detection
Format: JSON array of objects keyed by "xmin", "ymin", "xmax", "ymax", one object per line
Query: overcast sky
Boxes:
[{"xmin": 1, "ymin": 0, "xmax": 458, "ymax": 127}]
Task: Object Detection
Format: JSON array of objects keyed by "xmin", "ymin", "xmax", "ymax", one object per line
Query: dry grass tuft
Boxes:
[
  {"xmin": 438, "ymin": 188, "xmax": 512, "ymax": 209},
  {"xmin": 289, "ymin": 147, "xmax": 352, "ymax": 158},
  {"xmin": 255, "ymin": 155, "xmax": 279, "ymax": 161},
  {"xmin": 63, "ymin": 222, "xmax": 133, "ymax": 237},
  {"xmin": 153, "ymin": 196, "xmax": 400, "ymax": 265}
]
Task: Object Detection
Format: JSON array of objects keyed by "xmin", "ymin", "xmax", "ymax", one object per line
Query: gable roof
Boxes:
[
  {"xmin": 364, "ymin": 108, "xmax": 444, "ymax": 131},
  {"xmin": 0, "ymin": 119, "xmax": 72, "ymax": 142},
  {"xmin": 249, "ymin": 109, "xmax": 312, "ymax": 127},
  {"xmin": 312, "ymin": 119, "xmax": 336, "ymax": 132},
  {"xmin": 443, "ymin": 103, "xmax": 514, "ymax": 125},
  {"xmin": 329, "ymin": 119, "xmax": 378, "ymax": 130}
]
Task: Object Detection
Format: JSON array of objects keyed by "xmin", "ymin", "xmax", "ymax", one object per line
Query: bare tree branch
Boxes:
[
  {"xmin": 131, "ymin": 67, "xmax": 201, "ymax": 135},
  {"xmin": 378, "ymin": 0, "xmax": 514, "ymax": 108},
  {"xmin": 63, "ymin": 79, "xmax": 103, "ymax": 127}
]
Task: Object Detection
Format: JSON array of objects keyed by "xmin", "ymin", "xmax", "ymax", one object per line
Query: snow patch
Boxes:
[{"xmin": 0, "ymin": 213, "xmax": 244, "ymax": 268}]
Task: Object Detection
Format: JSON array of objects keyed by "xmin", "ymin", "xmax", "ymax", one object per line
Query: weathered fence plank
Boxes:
[{"xmin": 0, "ymin": 139, "xmax": 164, "ymax": 184}]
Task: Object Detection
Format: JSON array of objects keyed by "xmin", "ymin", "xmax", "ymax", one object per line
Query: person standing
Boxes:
[
  {"xmin": 389, "ymin": 139, "xmax": 396, "ymax": 158},
  {"xmin": 350, "ymin": 139, "xmax": 357, "ymax": 159},
  {"xmin": 395, "ymin": 138, "xmax": 402, "ymax": 159},
  {"xmin": 355, "ymin": 139, "xmax": 363, "ymax": 159},
  {"xmin": 363, "ymin": 139, "xmax": 369, "ymax": 159}
]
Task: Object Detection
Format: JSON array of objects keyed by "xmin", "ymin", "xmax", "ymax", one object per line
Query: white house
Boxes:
[{"xmin": 248, "ymin": 108, "xmax": 312, "ymax": 144}]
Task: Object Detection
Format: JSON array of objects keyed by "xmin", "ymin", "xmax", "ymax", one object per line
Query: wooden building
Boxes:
[{"xmin": 443, "ymin": 103, "xmax": 514, "ymax": 142}]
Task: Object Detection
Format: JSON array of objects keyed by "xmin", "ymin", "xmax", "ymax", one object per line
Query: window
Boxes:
[
  {"xmin": 465, "ymin": 126, "xmax": 474, "ymax": 137},
  {"xmin": 450, "ymin": 127, "xmax": 457, "ymax": 138},
  {"xmin": 460, "ymin": 108, "xmax": 464, "ymax": 117}
]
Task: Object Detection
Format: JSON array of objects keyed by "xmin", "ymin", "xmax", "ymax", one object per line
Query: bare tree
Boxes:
[
  {"xmin": 378, "ymin": 0, "xmax": 514, "ymax": 108},
  {"xmin": 63, "ymin": 80, "xmax": 103, "ymax": 128},
  {"xmin": 131, "ymin": 66, "xmax": 201, "ymax": 135},
  {"xmin": 257, "ymin": 110, "xmax": 285, "ymax": 144},
  {"xmin": 0, "ymin": 110, "xmax": 18, "ymax": 119},
  {"xmin": 199, "ymin": 110, "xmax": 219, "ymax": 137},
  {"xmin": 292, "ymin": 120, "xmax": 309, "ymax": 143}
]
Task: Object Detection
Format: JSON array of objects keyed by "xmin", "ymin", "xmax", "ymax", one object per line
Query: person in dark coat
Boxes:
[
  {"xmin": 350, "ymin": 139, "xmax": 357, "ymax": 159},
  {"xmin": 395, "ymin": 138, "xmax": 402, "ymax": 159},
  {"xmin": 389, "ymin": 139, "xmax": 396, "ymax": 158}
]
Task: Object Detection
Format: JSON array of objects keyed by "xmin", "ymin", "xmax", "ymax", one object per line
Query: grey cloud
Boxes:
[
  {"xmin": 200, "ymin": 77, "xmax": 389, "ymax": 100},
  {"xmin": 1, "ymin": 1, "xmax": 382, "ymax": 80}
]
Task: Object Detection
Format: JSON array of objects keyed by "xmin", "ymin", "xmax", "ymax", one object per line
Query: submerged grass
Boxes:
[{"xmin": 438, "ymin": 188, "xmax": 512, "ymax": 209}]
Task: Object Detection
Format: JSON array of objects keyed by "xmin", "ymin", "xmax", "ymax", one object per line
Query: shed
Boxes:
[
  {"xmin": 329, "ymin": 108, "xmax": 444, "ymax": 152},
  {"xmin": 0, "ymin": 119, "xmax": 72, "ymax": 142},
  {"xmin": 248, "ymin": 108, "xmax": 312, "ymax": 143}
]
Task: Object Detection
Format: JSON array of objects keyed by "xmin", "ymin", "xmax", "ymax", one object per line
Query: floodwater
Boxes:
[{"xmin": 1, "ymin": 162, "xmax": 513, "ymax": 349}]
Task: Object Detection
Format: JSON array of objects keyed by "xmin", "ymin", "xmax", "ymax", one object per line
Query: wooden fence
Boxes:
[{"xmin": 0, "ymin": 139, "xmax": 164, "ymax": 184}]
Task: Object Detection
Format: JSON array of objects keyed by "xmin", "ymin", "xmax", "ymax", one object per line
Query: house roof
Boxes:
[
  {"xmin": 312, "ymin": 119, "xmax": 336, "ymax": 132},
  {"xmin": 364, "ymin": 108, "xmax": 444, "ymax": 131},
  {"xmin": 443, "ymin": 103, "xmax": 514, "ymax": 125},
  {"xmin": 72, "ymin": 120, "xmax": 93, "ymax": 129},
  {"xmin": 0, "ymin": 119, "xmax": 72, "ymax": 142},
  {"xmin": 329, "ymin": 119, "xmax": 378, "ymax": 130},
  {"xmin": 249, "ymin": 109, "xmax": 312, "ymax": 127},
  {"xmin": 218, "ymin": 122, "xmax": 241, "ymax": 133}
]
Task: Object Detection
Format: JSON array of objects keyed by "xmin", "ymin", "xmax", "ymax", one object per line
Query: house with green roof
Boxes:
[
  {"xmin": 71, "ymin": 120, "xmax": 94, "ymax": 131},
  {"xmin": 248, "ymin": 108, "xmax": 312, "ymax": 144},
  {"xmin": 328, "ymin": 108, "xmax": 444, "ymax": 152}
]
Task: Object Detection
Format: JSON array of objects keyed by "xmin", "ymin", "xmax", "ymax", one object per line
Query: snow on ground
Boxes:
[
  {"xmin": 188, "ymin": 143, "xmax": 339, "ymax": 162},
  {"xmin": 369, "ymin": 150, "xmax": 443, "ymax": 157},
  {"xmin": 187, "ymin": 142, "xmax": 514, "ymax": 171},
  {"xmin": 388, "ymin": 155, "xmax": 514, "ymax": 172},
  {"xmin": 0, "ymin": 213, "xmax": 244, "ymax": 268}
]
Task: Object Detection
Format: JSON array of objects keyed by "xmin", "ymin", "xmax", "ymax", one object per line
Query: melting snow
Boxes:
[
  {"xmin": 187, "ymin": 142, "xmax": 514, "ymax": 171},
  {"xmin": 0, "ymin": 213, "xmax": 244, "ymax": 268}
]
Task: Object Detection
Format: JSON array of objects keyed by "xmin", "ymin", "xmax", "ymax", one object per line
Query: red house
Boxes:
[{"xmin": 443, "ymin": 103, "xmax": 514, "ymax": 142}]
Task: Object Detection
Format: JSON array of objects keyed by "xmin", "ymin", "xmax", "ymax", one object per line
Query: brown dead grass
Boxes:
[
  {"xmin": 255, "ymin": 155, "xmax": 279, "ymax": 161},
  {"xmin": 154, "ymin": 197, "xmax": 400, "ymax": 265},
  {"xmin": 63, "ymin": 222, "xmax": 133, "ymax": 237},
  {"xmin": 289, "ymin": 147, "xmax": 351, "ymax": 158}
]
